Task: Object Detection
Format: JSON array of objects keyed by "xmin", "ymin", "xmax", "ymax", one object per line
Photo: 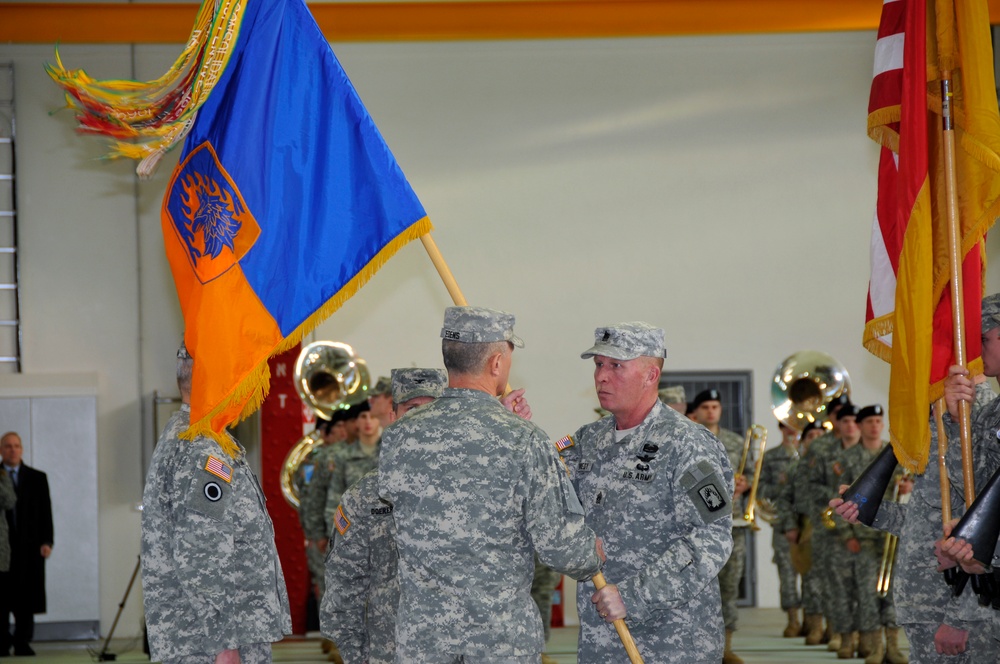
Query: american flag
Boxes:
[
  {"xmin": 335, "ymin": 505, "xmax": 351, "ymax": 535},
  {"xmin": 205, "ymin": 455, "xmax": 233, "ymax": 483},
  {"xmin": 554, "ymin": 435, "xmax": 574, "ymax": 452}
]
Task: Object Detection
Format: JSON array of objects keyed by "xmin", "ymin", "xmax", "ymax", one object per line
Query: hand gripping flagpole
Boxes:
[{"xmin": 419, "ymin": 232, "xmax": 645, "ymax": 664}]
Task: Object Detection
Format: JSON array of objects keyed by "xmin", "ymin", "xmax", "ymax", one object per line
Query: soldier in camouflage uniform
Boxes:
[
  {"xmin": 837, "ymin": 405, "xmax": 907, "ymax": 663},
  {"xmin": 777, "ymin": 420, "xmax": 826, "ymax": 643},
  {"xmin": 562, "ymin": 323, "xmax": 734, "ymax": 664},
  {"xmin": 757, "ymin": 420, "xmax": 801, "ymax": 637},
  {"xmin": 815, "ymin": 404, "xmax": 865, "ymax": 657},
  {"xmin": 369, "ymin": 376, "xmax": 394, "ymax": 429},
  {"xmin": 322, "ymin": 367, "xmax": 448, "ymax": 664},
  {"xmin": 692, "ymin": 388, "xmax": 750, "ymax": 664},
  {"xmin": 794, "ymin": 396, "xmax": 851, "ymax": 651},
  {"xmin": 834, "ymin": 405, "xmax": 995, "ymax": 663},
  {"xmin": 658, "ymin": 385, "xmax": 686, "ymax": 415},
  {"xmin": 296, "ymin": 415, "xmax": 345, "ymax": 601},
  {"xmin": 141, "ymin": 345, "xmax": 291, "ymax": 664},
  {"xmin": 379, "ymin": 307, "xmax": 602, "ymax": 663},
  {"xmin": 0, "ymin": 468, "xmax": 13, "ymax": 572},
  {"xmin": 323, "ymin": 401, "xmax": 382, "ymax": 534}
]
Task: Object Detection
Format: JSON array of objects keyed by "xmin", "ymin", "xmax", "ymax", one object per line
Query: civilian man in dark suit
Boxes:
[{"xmin": 0, "ymin": 432, "xmax": 53, "ymax": 658}]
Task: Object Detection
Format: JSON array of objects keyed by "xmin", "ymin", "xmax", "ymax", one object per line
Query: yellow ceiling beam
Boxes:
[{"xmin": 4, "ymin": 1, "xmax": 1000, "ymax": 45}]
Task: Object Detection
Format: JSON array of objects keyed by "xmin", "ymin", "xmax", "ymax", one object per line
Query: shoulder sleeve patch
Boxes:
[
  {"xmin": 681, "ymin": 460, "xmax": 730, "ymax": 524},
  {"xmin": 334, "ymin": 504, "xmax": 351, "ymax": 535},
  {"xmin": 204, "ymin": 455, "xmax": 233, "ymax": 483},
  {"xmin": 554, "ymin": 434, "xmax": 575, "ymax": 452},
  {"xmin": 185, "ymin": 474, "xmax": 231, "ymax": 521}
]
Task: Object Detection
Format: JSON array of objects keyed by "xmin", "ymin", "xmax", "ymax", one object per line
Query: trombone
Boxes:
[
  {"xmin": 739, "ymin": 424, "xmax": 768, "ymax": 530},
  {"xmin": 877, "ymin": 470, "xmax": 910, "ymax": 597}
]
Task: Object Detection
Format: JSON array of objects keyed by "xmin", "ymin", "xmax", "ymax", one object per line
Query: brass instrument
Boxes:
[
  {"xmin": 740, "ymin": 424, "xmax": 768, "ymax": 530},
  {"xmin": 877, "ymin": 472, "xmax": 908, "ymax": 597},
  {"xmin": 770, "ymin": 351, "xmax": 851, "ymax": 532},
  {"xmin": 280, "ymin": 341, "xmax": 371, "ymax": 508},
  {"xmin": 770, "ymin": 350, "xmax": 851, "ymax": 432}
]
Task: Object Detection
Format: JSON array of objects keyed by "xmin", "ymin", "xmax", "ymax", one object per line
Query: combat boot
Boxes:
[
  {"xmin": 862, "ymin": 631, "xmax": 884, "ymax": 664},
  {"xmin": 804, "ymin": 614, "xmax": 825, "ymax": 645},
  {"xmin": 836, "ymin": 632, "xmax": 855, "ymax": 659},
  {"xmin": 722, "ymin": 630, "xmax": 744, "ymax": 664},
  {"xmin": 822, "ymin": 621, "xmax": 832, "ymax": 644},
  {"xmin": 320, "ymin": 639, "xmax": 333, "ymax": 654},
  {"xmin": 827, "ymin": 631, "xmax": 842, "ymax": 652},
  {"xmin": 541, "ymin": 655, "xmax": 559, "ymax": 664},
  {"xmin": 885, "ymin": 627, "xmax": 909, "ymax": 664},
  {"xmin": 857, "ymin": 629, "xmax": 872, "ymax": 657},
  {"xmin": 327, "ymin": 642, "xmax": 345, "ymax": 664},
  {"xmin": 783, "ymin": 609, "xmax": 802, "ymax": 637}
]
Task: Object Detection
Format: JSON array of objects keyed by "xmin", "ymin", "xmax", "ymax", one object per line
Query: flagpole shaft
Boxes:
[
  {"xmin": 420, "ymin": 233, "xmax": 468, "ymax": 307},
  {"xmin": 934, "ymin": 399, "xmax": 952, "ymax": 524},
  {"xmin": 592, "ymin": 572, "xmax": 645, "ymax": 664},
  {"xmin": 940, "ymin": 72, "xmax": 976, "ymax": 508}
]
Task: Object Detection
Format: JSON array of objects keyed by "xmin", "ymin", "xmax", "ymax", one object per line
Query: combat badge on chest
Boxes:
[{"xmin": 621, "ymin": 442, "xmax": 658, "ymax": 482}]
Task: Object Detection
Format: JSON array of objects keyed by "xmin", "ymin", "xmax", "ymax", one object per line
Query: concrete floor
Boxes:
[{"xmin": 12, "ymin": 608, "xmax": 910, "ymax": 662}]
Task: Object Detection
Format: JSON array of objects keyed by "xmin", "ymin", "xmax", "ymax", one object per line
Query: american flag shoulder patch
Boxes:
[
  {"xmin": 554, "ymin": 435, "xmax": 575, "ymax": 452},
  {"xmin": 205, "ymin": 455, "xmax": 233, "ymax": 483},
  {"xmin": 335, "ymin": 505, "xmax": 351, "ymax": 535}
]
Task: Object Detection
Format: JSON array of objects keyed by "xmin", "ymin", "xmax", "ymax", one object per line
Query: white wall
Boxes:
[{"xmin": 3, "ymin": 28, "xmax": 1000, "ymax": 635}]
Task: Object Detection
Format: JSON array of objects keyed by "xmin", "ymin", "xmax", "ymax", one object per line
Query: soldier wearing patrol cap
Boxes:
[
  {"xmin": 560, "ymin": 322, "xmax": 734, "ymax": 664},
  {"xmin": 691, "ymin": 387, "xmax": 750, "ymax": 664},
  {"xmin": 140, "ymin": 345, "xmax": 291, "ymax": 664},
  {"xmin": 658, "ymin": 385, "xmax": 686, "ymax": 414},
  {"xmin": 322, "ymin": 368, "xmax": 448, "ymax": 664},
  {"xmin": 369, "ymin": 376, "xmax": 394, "ymax": 429},
  {"xmin": 378, "ymin": 306, "xmax": 602, "ymax": 663}
]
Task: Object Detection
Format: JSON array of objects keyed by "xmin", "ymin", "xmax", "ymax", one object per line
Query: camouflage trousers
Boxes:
[
  {"xmin": 720, "ymin": 527, "xmax": 747, "ymax": 631},
  {"xmin": 812, "ymin": 526, "xmax": 851, "ymax": 631},
  {"xmin": 838, "ymin": 539, "xmax": 896, "ymax": 631},
  {"xmin": 904, "ymin": 621, "xmax": 999, "ymax": 663},
  {"xmin": 771, "ymin": 529, "xmax": 800, "ymax": 611},
  {"xmin": 164, "ymin": 642, "xmax": 271, "ymax": 664},
  {"xmin": 306, "ymin": 541, "xmax": 326, "ymax": 597},
  {"xmin": 531, "ymin": 560, "xmax": 561, "ymax": 642},
  {"xmin": 800, "ymin": 561, "xmax": 824, "ymax": 616}
]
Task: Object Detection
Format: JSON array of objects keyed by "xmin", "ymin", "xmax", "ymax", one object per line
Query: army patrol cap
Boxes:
[
  {"xmin": 658, "ymin": 385, "xmax": 686, "ymax": 404},
  {"xmin": 856, "ymin": 404, "xmax": 884, "ymax": 423},
  {"xmin": 836, "ymin": 404, "xmax": 859, "ymax": 420},
  {"xmin": 801, "ymin": 420, "xmax": 823, "ymax": 436},
  {"xmin": 441, "ymin": 306, "xmax": 524, "ymax": 348},
  {"xmin": 580, "ymin": 322, "xmax": 666, "ymax": 361},
  {"xmin": 391, "ymin": 368, "xmax": 447, "ymax": 405},
  {"xmin": 691, "ymin": 389, "xmax": 722, "ymax": 410},
  {"xmin": 982, "ymin": 294, "xmax": 1000, "ymax": 333},
  {"xmin": 370, "ymin": 376, "xmax": 392, "ymax": 397}
]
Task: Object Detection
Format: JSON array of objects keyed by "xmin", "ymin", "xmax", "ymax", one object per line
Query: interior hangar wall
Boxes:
[{"xmin": 4, "ymin": 29, "xmax": 999, "ymax": 635}]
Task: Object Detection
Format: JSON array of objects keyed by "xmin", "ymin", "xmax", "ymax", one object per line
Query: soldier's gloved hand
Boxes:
[
  {"xmin": 591, "ymin": 583, "xmax": 626, "ymax": 623},
  {"xmin": 830, "ymin": 497, "xmax": 860, "ymax": 524},
  {"xmin": 214, "ymin": 648, "xmax": 241, "ymax": 664},
  {"xmin": 943, "ymin": 365, "xmax": 975, "ymax": 419},
  {"xmin": 845, "ymin": 538, "xmax": 861, "ymax": 554},
  {"xmin": 501, "ymin": 388, "xmax": 532, "ymax": 421},
  {"xmin": 934, "ymin": 623, "xmax": 969, "ymax": 655}
]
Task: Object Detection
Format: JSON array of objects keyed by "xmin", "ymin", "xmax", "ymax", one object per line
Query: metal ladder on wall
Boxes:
[{"xmin": 0, "ymin": 63, "xmax": 21, "ymax": 372}]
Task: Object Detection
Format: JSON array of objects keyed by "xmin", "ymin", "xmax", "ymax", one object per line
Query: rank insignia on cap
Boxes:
[
  {"xmin": 554, "ymin": 435, "xmax": 575, "ymax": 452},
  {"xmin": 205, "ymin": 455, "xmax": 233, "ymax": 483},
  {"xmin": 334, "ymin": 505, "xmax": 351, "ymax": 535}
]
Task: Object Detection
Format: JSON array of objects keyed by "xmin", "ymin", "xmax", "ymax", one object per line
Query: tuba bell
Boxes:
[
  {"xmin": 279, "ymin": 341, "xmax": 371, "ymax": 508},
  {"xmin": 770, "ymin": 350, "xmax": 851, "ymax": 432}
]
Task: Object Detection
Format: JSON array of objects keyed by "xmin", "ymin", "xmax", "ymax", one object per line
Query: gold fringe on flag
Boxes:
[{"xmin": 45, "ymin": 0, "xmax": 246, "ymax": 179}]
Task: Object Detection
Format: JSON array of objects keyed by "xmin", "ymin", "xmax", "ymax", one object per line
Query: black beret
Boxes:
[
  {"xmin": 801, "ymin": 420, "xmax": 823, "ymax": 436},
  {"xmin": 692, "ymin": 389, "xmax": 722, "ymax": 409},
  {"xmin": 836, "ymin": 404, "xmax": 859, "ymax": 420},
  {"xmin": 856, "ymin": 405, "xmax": 884, "ymax": 423}
]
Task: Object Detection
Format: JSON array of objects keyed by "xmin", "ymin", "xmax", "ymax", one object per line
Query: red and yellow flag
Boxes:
[{"xmin": 864, "ymin": 0, "xmax": 1000, "ymax": 473}]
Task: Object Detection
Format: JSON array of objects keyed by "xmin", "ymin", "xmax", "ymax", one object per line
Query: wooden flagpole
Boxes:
[
  {"xmin": 939, "ymin": 70, "xmax": 977, "ymax": 510},
  {"xmin": 419, "ymin": 232, "xmax": 645, "ymax": 664}
]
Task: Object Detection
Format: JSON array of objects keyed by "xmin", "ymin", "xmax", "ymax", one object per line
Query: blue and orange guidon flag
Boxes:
[
  {"xmin": 49, "ymin": 0, "xmax": 431, "ymax": 451},
  {"xmin": 161, "ymin": 0, "xmax": 431, "ymax": 448},
  {"xmin": 158, "ymin": 0, "xmax": 431, "ymax": 448}
]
